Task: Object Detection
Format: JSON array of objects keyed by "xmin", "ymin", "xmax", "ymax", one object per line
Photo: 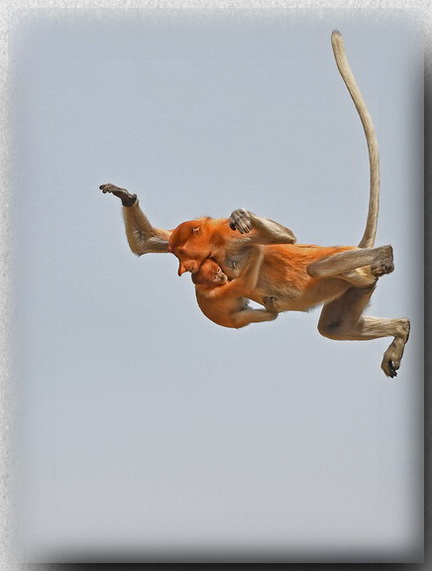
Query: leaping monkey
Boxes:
[{"xmin": 100, "ymin": 31, "xmax": 410, "ymax": 378}]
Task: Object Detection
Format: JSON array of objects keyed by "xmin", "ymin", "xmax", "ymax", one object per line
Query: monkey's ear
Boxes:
[{"xmin": 192, "ymin": 226, "xmax": 200, "ymax": 233}]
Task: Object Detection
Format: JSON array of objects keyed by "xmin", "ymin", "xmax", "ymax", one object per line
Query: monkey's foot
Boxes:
[
  {"xmin": 381, "ymin": 354, "xmax": 399, "ymax": 378},
  {"xmin": 100, "ymin": 183, "xmax": 137, "ymax": 207},
  {"xmin": 371, "ymin": 245, "xmax": 394, "ymax": 277},
  {"xmin": 229, "ymin": 208, "xmax": 252, "ymax": 234},
  {"xmin": 380, "ymin": 319, "xmax": 410, "ymax": 378}
]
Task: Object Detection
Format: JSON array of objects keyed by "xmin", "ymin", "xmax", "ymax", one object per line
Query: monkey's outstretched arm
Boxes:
[{"xmin": 100, "ymin": 183, "xmax": 171, "ymax": 255}]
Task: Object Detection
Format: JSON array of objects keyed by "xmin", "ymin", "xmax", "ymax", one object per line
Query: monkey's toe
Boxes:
[
  {"xmin": 381, "ymin": 357, "xmax": 399, "ymax": 379},
  {"xmin": 388, "ymin": 363, "xmax": 397, "ymax": 378},
  {"xmin": 371, "ymin": 246, "xmax": 394, "ymax": 277},
  {"xmin": 371, "ymin": 260, "xmax": 394, "ymax": 276}
]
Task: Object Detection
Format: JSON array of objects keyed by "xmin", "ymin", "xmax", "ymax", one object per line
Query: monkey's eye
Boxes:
[
  {"xmin": 213, "ymin": 275, "xmax": 219, "ymax": 281},
  {"xmin": 192, "ymin": 227, "xmax": 200, "ymax": 234}
]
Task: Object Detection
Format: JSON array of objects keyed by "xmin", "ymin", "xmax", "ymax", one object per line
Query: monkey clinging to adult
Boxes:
[{"xmin": 191, "ymin": 246, "xmax": 278, "ymax": 329}]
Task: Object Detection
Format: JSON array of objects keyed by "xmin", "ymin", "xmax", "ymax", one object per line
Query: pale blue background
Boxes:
[{"xmin": 11, "ymin": 12, "xmax": 423, "ymax": 563}]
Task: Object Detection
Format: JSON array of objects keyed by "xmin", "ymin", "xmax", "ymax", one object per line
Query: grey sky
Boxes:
[{"xmin": 11, "ymin": 11, "xmax": 423, "ymax": 563}]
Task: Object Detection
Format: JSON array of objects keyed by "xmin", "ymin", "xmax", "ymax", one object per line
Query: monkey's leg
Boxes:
[
  {"xmin": 100, "ymin": 183, "xmax": 171, "ymax": 255},
  {"xmin": 232, "ymin": 307, "xmax": 278, "ymax": 328},
  {"xmin": 317, "ymin": 285, "xmax": 410, "ymax": 378},
  {"xmin": 307, "ymin": 245, "xmax": 394, "ymax": 282}
]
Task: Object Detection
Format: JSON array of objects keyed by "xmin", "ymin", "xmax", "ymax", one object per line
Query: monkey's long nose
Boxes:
[
  {"xmin": 178, "ymin": 260, "xmax": 197, "ymax": 276},
  {"xmin": 178, "ymin": 262, "xmax": 187, "ymax": 276}
]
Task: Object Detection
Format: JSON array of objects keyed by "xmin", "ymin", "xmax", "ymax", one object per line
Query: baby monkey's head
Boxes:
[{"xmin": 191, "ymin": 259, "xmax": 228, "ymax": 287}]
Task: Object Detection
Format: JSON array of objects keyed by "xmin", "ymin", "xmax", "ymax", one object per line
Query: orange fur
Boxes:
[
  {"xmin": 168, "ymin": 218, "xmax": 234, "ymax": 275},
  {"xmin": 192, "ymin": 251, "xmax": 278, "ymax": 328},
  {"xmin": 169, "ymin": 217, "xmax": 360, "ymax": 312}
]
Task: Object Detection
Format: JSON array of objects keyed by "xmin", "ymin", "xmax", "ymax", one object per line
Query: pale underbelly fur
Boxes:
[{"xmin": 249, "ymin": 276, "xmax": 352, "ymax": 312}]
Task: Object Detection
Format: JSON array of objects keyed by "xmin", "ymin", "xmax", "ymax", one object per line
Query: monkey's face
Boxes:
[
  {"xmin": 168, "ymin": 219, "xmax": 213, "ymax": 276},
  {"xmin": 191, "ymin": 259, "xmax": 228, "ymax": 287}
]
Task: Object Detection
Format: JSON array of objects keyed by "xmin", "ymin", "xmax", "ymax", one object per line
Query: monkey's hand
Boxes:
[
  {"xmin": 229, "ymin": 209, "xmax": 296, "ymax": 244},
  {"xmin": 262, "ymin": 295, "xmax": 279, "ymax": 313},
  {"xmin": 229, "ymin": 209, "xmax": 253, "ymax": 234},
  {"xmin": 100, "ymin": 183, "xmax": 137, "ymax": 207}
]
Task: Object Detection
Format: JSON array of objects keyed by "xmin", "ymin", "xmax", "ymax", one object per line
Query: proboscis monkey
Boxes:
[
  {"xmin": 191, "ymin": 247, "xmax": 278, "ymax": 328},
  {"xmin": 100, "ymin": 31, "xmax": 410, "ymax": 378}
]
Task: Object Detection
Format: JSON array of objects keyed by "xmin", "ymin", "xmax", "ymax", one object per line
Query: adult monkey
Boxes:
[{"xmin": 100, "ymin": 31, "xmax": 409, "ymax": 377}]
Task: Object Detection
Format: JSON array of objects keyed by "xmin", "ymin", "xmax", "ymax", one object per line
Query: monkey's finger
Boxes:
[
  {"xmin": 99, "ymin": 183, "xmax": 124, "ymax": 193},
  {"xmin": 239, "ymin": 221, "xmax": 252, "ymax": 233},
  {"xmin": 238, "ymin": 217, "xmax": 253, "ymax": 232},
  {"xmin": 229, "ymin": 217, "xmax": 245, "ymax": 233},
  {"xmin": 230, "ymin": 211, "xmax": 252, "ymax": 233},
  {"xmin": 238, "ymin": 225, "xmax": 251, "ymax": 234},
  {"xmin": 100, "ymin": 183, "xmax": 115, "ymax": 193},
  {"xmin": 230, "ymin": 209, "xmax": 250, "ymax": 221}
]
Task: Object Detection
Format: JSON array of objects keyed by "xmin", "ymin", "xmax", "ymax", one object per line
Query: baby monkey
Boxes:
[{"xmin": 192, "ymin": 246, "xmax": 278, "ymax": 329}]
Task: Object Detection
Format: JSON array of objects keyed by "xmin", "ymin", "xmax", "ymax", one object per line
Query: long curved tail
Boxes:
[{"xmin": 331, "ymin": 30, "xmax": 380, "ymax": 249}]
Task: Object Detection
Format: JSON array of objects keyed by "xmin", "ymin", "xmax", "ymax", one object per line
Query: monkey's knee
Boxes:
[
  {"xmin": 307, "ymin": 261, "xmax": 321, "ymax": 278},
  {"xmin": 317, "ymin": 317, "xmax": 343, "ymax": 340}
]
